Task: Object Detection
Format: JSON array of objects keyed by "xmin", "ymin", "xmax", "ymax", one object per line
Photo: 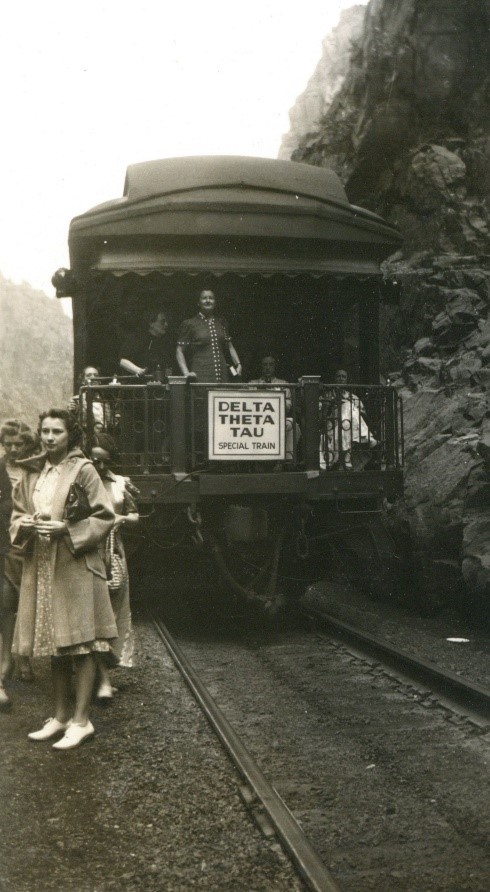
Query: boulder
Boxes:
[
  {"xmin": 413, "ymin": 336, "xmax": 436, "ymax": 356},
  {"xmin": 405, "ymin": 145, "xmax": 467, "ymax": 211}
]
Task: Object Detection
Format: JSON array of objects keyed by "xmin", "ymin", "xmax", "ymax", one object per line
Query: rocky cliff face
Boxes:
[
  {"xmin": 278, "ymin": 6, "xmax": 366, "ymax": 160},
  {"xmin": 283, "ymin": 0, "xmax": 490, "ymax": 620}
]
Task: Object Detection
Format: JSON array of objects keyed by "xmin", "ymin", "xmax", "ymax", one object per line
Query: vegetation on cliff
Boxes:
[{"xmin": 0, "ymin": 273, "xmax": 73, "ymax": 430}]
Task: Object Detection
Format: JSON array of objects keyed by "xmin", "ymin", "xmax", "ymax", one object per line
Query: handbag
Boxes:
[
  {"xmin": 106, "ymin": 529, "xmax": 127, "ymax": 593},
  {"xmin": 63, "ymin": 481, "xmax": 91, "ymax": 523}
]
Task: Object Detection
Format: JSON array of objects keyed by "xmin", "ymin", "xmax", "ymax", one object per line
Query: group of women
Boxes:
[
  {"xmin": 0, "ymin": 287, "xmax": 256, "ymax": 747},
  {"xmin": 118, "ymin": 288, "xmax": 242, "ymax": 384},
  {"xmin": 0, "ymin": 411, "xmax": 138, "ymax": 750}
]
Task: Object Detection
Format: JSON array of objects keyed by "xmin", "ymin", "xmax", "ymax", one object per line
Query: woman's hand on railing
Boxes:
[{"xmin": 120, "ymin": 358, "xmax": 147, "ymax": 377}]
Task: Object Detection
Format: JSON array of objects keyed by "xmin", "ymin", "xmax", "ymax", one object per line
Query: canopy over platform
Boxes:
[{"xmin": 59, "ymin": 157, "xmax": 401, "ymax": 291}]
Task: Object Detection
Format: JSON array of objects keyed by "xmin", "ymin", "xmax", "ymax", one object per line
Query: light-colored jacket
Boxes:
[{"xmin": 10, "ymin": 449, "xmax": 118, "ymax": 654}]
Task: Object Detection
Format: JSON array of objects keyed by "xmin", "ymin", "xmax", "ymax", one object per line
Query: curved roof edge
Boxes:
[
  {"xmin": 76, "ymin": 156, "xmax": 350, "ymax": 216},
  {"xmin": 61, "ymin": 157, "xmax": 402, "ymax": 288}
]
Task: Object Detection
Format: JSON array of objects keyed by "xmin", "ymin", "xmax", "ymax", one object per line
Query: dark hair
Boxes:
[
  {"xmin": 0, "ymin": 418, "xmax": 30, "ymax": 445},
  {"xmin": 77, "ymin": 366, "xmax": 101, "ymax": 387},
  {"xmin": 146, "ymin": 308, "xmax": 168, "ymax": 324},
  {"xmin": 92, "ymin": 431, "xmax": 119, "ymax": 463},
  {"xmin": 38, "ymin": 409, "xmax": 82, "ymax": 450}
]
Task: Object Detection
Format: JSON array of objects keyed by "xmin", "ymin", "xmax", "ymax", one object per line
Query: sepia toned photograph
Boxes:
[{"xmin": 0, "ymin": 1, "xmax": 489, "ymax": 889}]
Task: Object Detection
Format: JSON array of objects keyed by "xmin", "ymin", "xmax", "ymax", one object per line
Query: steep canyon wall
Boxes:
[{"xmin": 282, "ymin": 0, "xmax": 490, "ymax": 618}]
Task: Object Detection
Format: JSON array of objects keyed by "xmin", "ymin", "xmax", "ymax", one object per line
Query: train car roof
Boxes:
[{"xmin": 65, "ymin": 156, "xmax": 402, "ymax": 284}]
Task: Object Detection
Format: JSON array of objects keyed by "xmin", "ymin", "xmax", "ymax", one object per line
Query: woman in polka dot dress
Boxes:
[{"xmin": 176, "ymin": 290, "xmax": 241, "ymax": 383}]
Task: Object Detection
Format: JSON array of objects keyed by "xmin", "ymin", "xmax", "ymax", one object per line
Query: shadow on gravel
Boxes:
[{"xmin": 132, "ymin": 571, "xmax": 304, "ymax": 645}]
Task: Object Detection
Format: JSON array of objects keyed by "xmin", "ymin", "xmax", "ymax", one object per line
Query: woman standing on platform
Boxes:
[
  {"xmin": 69, "ymin": 365, "xmax": 106, "ymax": 432},
  {"xmin": 10, "ymin": 409, "xmax": 117, "ymax": 749},
  {"xmin": 90, "ymin": 432, "xmax": 139, "ymax": 700},
  {"xmin": 176, "ymin": 289, "xmax": 242, "ymax": 382}
]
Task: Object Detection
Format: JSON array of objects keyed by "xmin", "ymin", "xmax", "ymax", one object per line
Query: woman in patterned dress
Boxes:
[
  {"xmin": 10, "ymin": 410, "xmax": 117, "ymax": 749},
  {"xmin": 0, "ymin": 421, "xmax": 39, "ymax": 707},
  {"xmin": 90, "ymin": 433, "xmax": 139, "ymax": 700},
  {"xmin": 176, "ymin": 289, "xmax": 242, "ymax": 382}
]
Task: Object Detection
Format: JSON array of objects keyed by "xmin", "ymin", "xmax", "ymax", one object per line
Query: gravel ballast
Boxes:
[{"xmin": 0, "ymin": 621, "xmax": 303, "ymax": 892}]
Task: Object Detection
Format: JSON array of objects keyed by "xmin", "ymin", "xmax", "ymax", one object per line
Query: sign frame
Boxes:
[{"xmin": 208, "ymin": 390, "xmax": 286, "ymax": 461}]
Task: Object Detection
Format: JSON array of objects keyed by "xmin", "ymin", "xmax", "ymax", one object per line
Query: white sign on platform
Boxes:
[{"xmin": 208, "ymin": 390, "xmax": 286, "ymax": 460}]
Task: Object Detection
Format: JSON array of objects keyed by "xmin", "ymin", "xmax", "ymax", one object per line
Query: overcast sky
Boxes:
[{"xmin": 0, "ymin": 1, "xmax": 366, "ymax": 296}]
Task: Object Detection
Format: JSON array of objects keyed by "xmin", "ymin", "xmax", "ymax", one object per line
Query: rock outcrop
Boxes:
[
  {"xmin": 278, "ymin": 6, "xmax": 366, "ymax": 160},
  {"xmin": 282, "ymin": 0, "xmax": 490, "ymax": 619}
]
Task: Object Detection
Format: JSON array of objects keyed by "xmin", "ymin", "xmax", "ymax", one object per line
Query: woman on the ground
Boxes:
[
  {"xmin": 0, "ymin": 422, "xmax": 39, "ymax": 708},
  {"xmin": 176, "ymin": 289, "xmax": 241, "ymax": 382},
  {"xmin": 10, "ymin": 409, "xmax": 117, "ymax": 749},
  {"xmin": 0, "ymin": 443, "xmax": 12, "ymax": 710},
  {"xmin": 90, "ymin": 432, "xmax": 139, "ymax": 700}
]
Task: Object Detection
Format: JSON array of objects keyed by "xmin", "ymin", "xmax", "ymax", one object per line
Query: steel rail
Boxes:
[
  {"xmin": 303, "ymin": 608, "xmax": 490, "ymax": 727},
  {"xmin": 152, "ymin": 615, "xmax": 340, "ymax": 892}
]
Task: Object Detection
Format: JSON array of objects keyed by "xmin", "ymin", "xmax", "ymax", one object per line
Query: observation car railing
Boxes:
[
  {"xmin": 79, "ymin": 378, "xmax": 403, "ymax": 477},
  {"xmin": 319, "ymin": 384, "xmax": 404, "ymax": 472},
  {"xmin": 81, "ymin": 379, "xmax": 171, "ymax": 473}
]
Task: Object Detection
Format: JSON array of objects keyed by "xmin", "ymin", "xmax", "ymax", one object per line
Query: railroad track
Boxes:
[
  {"xmin": 150, "ymin": 608, "xmax": 489, "ymax": 889},
  {"xmin": 301, "ymin": 607, "xmax": 490, "ymax": 730},
  {"xmin": 152, "ymin": 614, "xmax": 340, "ymax": 892}
]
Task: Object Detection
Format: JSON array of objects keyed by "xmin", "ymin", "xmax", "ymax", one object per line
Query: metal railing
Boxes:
[
  {"xmin": 79, "ymin": 378, "xmax": 403, "ymax": 476},
  {"xmin": 81, "ymin": 379, "xmax": 171, "ymax": 473},
  {"xmin": 319, "ymin": 384, "xmax": 403, "ymax": 471}
]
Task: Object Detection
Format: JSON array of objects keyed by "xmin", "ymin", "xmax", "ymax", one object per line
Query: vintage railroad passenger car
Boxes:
[{"xmin": 53, "ymin": 156, "xmax": 404, "ymax": 611}]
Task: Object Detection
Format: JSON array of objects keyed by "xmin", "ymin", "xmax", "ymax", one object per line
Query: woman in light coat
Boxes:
[
  {"xmin": 11, "ymin": 409, "xmax": 117, "ymax": 749},
  {"xmin": 90, "ymin": 432, "xmax": 139, "ymax": 700}
]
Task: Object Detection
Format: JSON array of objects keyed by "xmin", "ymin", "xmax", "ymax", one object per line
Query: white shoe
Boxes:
[
  {"xmin": 96, "ymin": 681, "xmax": 114, "ymax": 701},
  {"xmin": 52, "ymin": 720, "xmax": 95, "ymax": 750},
  {"xmin": 28, "ymin": 717, "xmax": 71, "ymax": 741}
]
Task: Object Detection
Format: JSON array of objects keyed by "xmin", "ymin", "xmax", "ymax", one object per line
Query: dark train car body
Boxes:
[{"xmin": 54, "ymin": 156, "xmax": 404, "ymax": 610}]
